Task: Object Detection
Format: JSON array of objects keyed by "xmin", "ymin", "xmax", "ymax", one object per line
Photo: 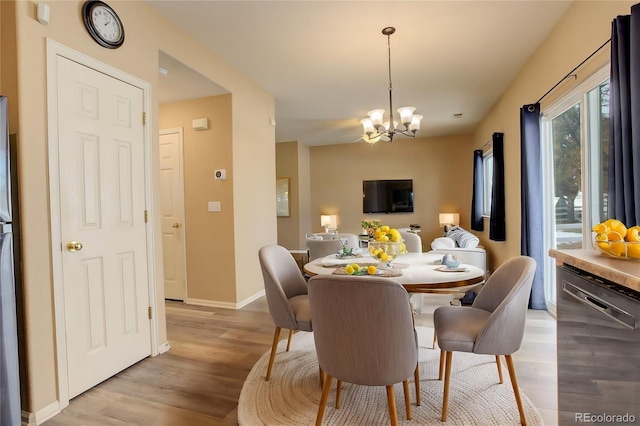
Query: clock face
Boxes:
[
  {"xmin": 83, "ymin": 1, "xmax": 125, "ymax": 48},
  {"xmin": 91, "ymin": 6, "xmax": 122, "ymax": 43}
]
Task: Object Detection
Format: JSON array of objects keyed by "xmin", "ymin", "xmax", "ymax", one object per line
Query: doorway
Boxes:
[{"xmin": 159, "ymin": 128, "xmax": 187, "ymax": 301}]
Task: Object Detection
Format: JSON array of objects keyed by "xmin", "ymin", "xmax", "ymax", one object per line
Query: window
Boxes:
[
  {"xmin": 482, "ymin": 149, "xmax": 493, "ymax": 217},
  {"xmin": 541, "ymin": 66, "xmax": 609, "ymax": 313}
]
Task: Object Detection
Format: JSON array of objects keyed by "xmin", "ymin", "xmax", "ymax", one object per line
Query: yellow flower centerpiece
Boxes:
[
  {"xmin": 368, "ymin": 225, "xmax": 407, "ymax": 268},
  {"xmin": 361, "ymin": 220, "xmax": 381, "ymax": 239}
]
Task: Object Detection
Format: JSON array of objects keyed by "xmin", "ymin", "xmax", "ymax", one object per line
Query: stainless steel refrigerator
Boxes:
[{"xmin": 0, "ymin": 95, "xmax": 21, "ymax": 425}]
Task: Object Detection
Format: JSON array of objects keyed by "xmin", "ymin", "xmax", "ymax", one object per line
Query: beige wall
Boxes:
[
  {"xmin": 310, "ymin": 134, "xmax": 474, "ymax": 251},
  {"xmin": 276, "ymin": 142, "xmax": 300, "ymax": 249},
  {"xmin": 159, "ymin": 95, "xmax": 236, "ymax": 303},
  {"xmin": 0, "ymin": 1, "xmax": 18, "ymax": 131},
  {"xmin": 8, "ymin": 0, "xmax": 274, "ymax": 417},
  {"xmin": 276, "ymin": 141, "xmax": 312, "ymax": 250},
  {"xmin": 297, "ymin": 142, "xmax": 312, "ymax": 248},
  {"xmin": 471, "ymin": 0, "xmax": 635, "ymax": 270}
]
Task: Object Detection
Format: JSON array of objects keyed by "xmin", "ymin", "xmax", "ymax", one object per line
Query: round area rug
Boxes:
[{"xmin": 238, "ymin": 327, "xmax": 543, "ymax": 425}]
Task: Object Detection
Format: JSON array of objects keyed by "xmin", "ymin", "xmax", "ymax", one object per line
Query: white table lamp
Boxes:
[
  {"xmin": 321, "ymin": 214, "xmax": 338, "ymax": 233},
  {"xmin": 439, "ymin": 212, "xmax": 460, "ymax": 233}
]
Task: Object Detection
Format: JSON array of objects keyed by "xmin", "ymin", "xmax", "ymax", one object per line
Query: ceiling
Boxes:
[{"xmin": 150, "ymin": 1, "xmax": 573, "ymax": 146}]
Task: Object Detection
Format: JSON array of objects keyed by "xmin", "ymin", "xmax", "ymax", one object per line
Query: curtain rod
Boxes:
[{"xmin": 533, "ymin": 38, "xmax": 611, "ymax": 106}]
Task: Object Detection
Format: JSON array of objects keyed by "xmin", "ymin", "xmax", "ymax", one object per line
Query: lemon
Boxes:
[
  {"xmin": 351, "ymin": 264, "xmax": 360, "ymax": 272},
  {"xmin": 380, "ymin": 225, "xmax": 390, "ymax": 232},
  {"xmin": 377, "ymin": 235, "xmax": 389, "ymax": 242},
  {"xmin": 595, "ymin": 233, "xmax": 610, "ymax": 252},
  {"xmin": 607, "ymin": 231, "xmax": 624, "ymax": 242},
  {"xmin": 604, "ymin": 219, "xmax": 627, "ymax": 238},
  {"xmin": 627, "ymin": 242, "xmax": 640, "ymax": 259},
  {"xmin": 344, "ymin": 265, "xmax": 354, "ymax": 275},
  {"xmin": 380, "ymin": 253, "xmax": 388, "ymax": 261},
  {"xmin": 592, "ymin": 223, "xmax": 608, "ymax": 234},
  {"xmin": 389, "ymin": 229, "xmax": 401, "ymax": 242},
  {"xmin": 609, "ymin": 241, "xmax": 626, "ymax": 256},
  {"xmin": 625, "ymin": 226, "xmax": 640, "ymax": 242},
  {"xmin": 367, "ymin": 265, "xmax": 377, "ymax": 275},
  {"xmin": 374, "ymin": 230, "xmax": 385, "ymax": 240}
]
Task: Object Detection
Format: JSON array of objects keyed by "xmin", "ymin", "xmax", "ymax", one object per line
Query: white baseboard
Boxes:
[
  {"xmin": 22, "ymin": 400, "xmax": 60, "ymax": 425},
  {"xmin": 158, "ymin": 341, "xmax": 171, "ymax": 354},
  {"xmin": 237, "ymin": 289, "xmax": 265, "ymax": 308},
  {"xmin": 186, "ymin": 289, "xmax": 265, "ymax": 310}
]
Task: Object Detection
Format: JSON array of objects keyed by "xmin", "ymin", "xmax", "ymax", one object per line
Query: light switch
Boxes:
[{"xmin": 208, "ymin": 201, "xmax": 221, "ymax": 212}]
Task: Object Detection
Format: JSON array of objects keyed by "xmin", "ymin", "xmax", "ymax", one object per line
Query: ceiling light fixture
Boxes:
[{"xmin": 360, "ymin": 27, "xmax": 422, "ymax": 144}]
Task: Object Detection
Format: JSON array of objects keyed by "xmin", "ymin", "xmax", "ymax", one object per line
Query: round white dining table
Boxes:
[{"xmin": 304, "ymin": 252, "xmax": 485, "ymax": 296}]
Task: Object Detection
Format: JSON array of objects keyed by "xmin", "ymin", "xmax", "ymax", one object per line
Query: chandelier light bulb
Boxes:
[
  {"xmin": 410, "ymin": 114, "xmax": 423, "ymax": 132},
  {"xmin": 367, "ymin": 109, "xmax": 385, "ymax": 127},
  {"xmin": 361, "ymin": 118, "xmax": 375, "ymax": 135},
  {"xmin": 397, "ymin": 106, "xmax": 416, "ymax": 126}
]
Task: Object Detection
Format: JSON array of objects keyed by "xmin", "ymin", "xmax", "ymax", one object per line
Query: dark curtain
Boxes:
[
  {"xmin": 471, "ymin": 150, "xmax": 484, "ymax": 231},
  {"xmin": 609, "ymin": 5, "xmax": 640, "ymax": 226},
  {"xmin": 521, "ymin": 103, "xmax": 546, "ymax": 310},
  {"xmin": 489, "ymin": 133, "xmax": 505, "ymax": 241}
]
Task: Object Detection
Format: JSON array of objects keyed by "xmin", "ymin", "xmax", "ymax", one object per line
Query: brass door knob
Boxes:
[
  {"xmin": 67, "ymin": 241, "xmax": 83, "ymax": 252},
  {"xmin": 172, "ymin": 223, "xmax": 181, "ymax": 228}
]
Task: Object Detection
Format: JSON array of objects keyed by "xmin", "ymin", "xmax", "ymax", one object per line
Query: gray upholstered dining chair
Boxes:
[
  {"xmin": 308, "ymin": 275, "xmax": 421, "ymax": 426},
  {"xmin": 258, "ymin": 245, "xmax": 314, "ymax": 381},
  {"xmin": 400, "ymin": 231, "xmax": 422, "ymax": 253},
  {"xmin": 433, "ymin": 256, "xmax": 536, "ymax": 425},
  {"xmin": 306, "ymin": 238, "xmax": 342, "ymax": 261}
]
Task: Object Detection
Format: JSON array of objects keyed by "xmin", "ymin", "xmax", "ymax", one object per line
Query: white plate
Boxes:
[{"xmin": 436, "ymin": 265, "xmax": 468, "ymax": 272}]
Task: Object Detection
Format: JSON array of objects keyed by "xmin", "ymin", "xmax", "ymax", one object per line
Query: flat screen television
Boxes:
[{"xmin": 363, "ymin": 179, "xmax": 414, "ymax": 213}]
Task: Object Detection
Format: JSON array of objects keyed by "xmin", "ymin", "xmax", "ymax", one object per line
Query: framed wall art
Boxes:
[{"xmin": 276, "ymin": 177, "xmax": 290, "ymax": 217}]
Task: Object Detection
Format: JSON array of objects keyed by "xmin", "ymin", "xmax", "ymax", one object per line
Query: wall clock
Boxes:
[{"xmin": 82, "ymin": 1, "xmax": 125, "ymax": 49}]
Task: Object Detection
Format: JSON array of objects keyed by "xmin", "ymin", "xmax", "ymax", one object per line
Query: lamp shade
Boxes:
[
  {"xmin": 321, "ymin": 214, "xmax": 338, "ymax": 229},
  {"xmin": 439, "ymin": 213, "xmax": 460, "ymax": 226},
  {"xmin": 397, "ymin": 106, "xmax": 415, "ymax": 125}
]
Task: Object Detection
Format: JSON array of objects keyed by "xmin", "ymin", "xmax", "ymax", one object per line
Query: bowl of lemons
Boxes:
[{"xmin": 592, "ymin": 219, "xmax": 640, "ymax": 260}]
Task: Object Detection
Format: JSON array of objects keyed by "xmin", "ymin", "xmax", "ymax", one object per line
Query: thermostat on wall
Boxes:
[{"xmin": 214, "ymin": 169, "xmax": 227, "ymax": 180}]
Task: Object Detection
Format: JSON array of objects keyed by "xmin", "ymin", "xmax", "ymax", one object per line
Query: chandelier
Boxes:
[{"xmin": 360, "ymin": 27, "xmax": 422, "ymax": 144}]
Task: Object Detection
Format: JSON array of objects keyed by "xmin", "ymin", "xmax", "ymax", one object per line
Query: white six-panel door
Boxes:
[
  {"xmin": 56, "ymin": 56, "xmax": 151, "ymax": 398},
  {"xmin": 159, "ymin": 128, "xmax": 187, "ymax": 301}
]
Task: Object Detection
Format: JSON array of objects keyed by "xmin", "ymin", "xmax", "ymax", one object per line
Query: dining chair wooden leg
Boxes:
[
  {"xmin": 286, "ymin": 329, "xmax": 294, "ymax": 352},
  {"xmin": 414, "ymin": 363, "xmax": 421, "ymax": 406},
  {"xmin": 442, "ymin": 351, "xmax": 453, "ymax": 422},
  {"xmin": 385, "ymin": 385, "xmax": 399, "ymax": 426},
  {"xmin": 316, "ymin": 374, "xmax": 333, "ymax": 426},
  {"xmin": 265, "ymin": 326, "xmax": 281, "ymax": 381},
  {"xmin": 505, "ymin": 355, "xmax": 527, "ymax": 426},
  {"xmin": 433, "ymin": 333, "xmax": 437, "ymax": 349},
  {"xmin": 319, "ymin": 366, "xmax": 324, "ymax": 388},
  {"xmin": 402, "ymin": 379, "xmax": 412, "ymax": 420},
  {"xmin": 496, "ymin": 355, "xmax": 504, "ymax": 384},
  {"xmin": 335, "ymin": 380, "xmax": 343, "ymax": 409},
  {"xmin": 438, "ymin": 349, "xmax": 445, "ymax": 380}
]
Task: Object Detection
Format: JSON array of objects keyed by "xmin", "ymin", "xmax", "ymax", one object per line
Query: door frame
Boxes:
[
  {"xmin": 45, "ymin": 39, "xmax": 159, "ymax": 409},
  {"xmin": 159, "ymin": 127, "xmax": 188, "ymax": 300}
]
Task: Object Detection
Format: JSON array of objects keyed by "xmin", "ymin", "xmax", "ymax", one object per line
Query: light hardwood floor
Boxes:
[{"xmin": 45, "ymin": 297, "xmax": 557, "ymax": 425}]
